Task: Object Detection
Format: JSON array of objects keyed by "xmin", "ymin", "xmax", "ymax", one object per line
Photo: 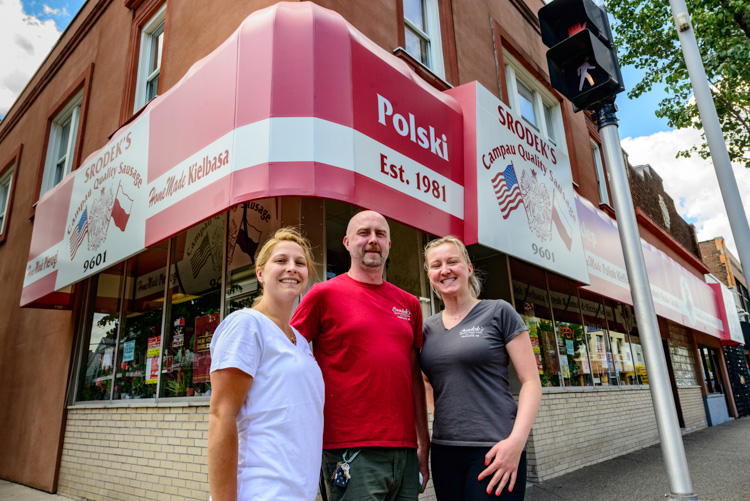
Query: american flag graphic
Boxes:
[
  {"xmin": 493, "ymin": 162, "xmax": 524, "ymax": 219},
  {"xmin": 190, "ymin": 234, "xmax": 213, "ymax": 278},
  {"xmin": 69, "ymin": 208, "xmax": 89, "ymax": 259}
]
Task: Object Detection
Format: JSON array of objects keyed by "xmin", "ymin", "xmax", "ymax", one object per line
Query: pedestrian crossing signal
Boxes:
[{"xmin": 538, "ymin": 0, "xmax": 624, "ymax": 111}]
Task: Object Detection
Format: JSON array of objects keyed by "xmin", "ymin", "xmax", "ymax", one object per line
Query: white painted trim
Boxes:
[
  {"xmin": 503, "ymin": 51, "xmax": 566, "ymax": 155},
  {"xmin": 0, "ymin": 167, "xmax": 13, "ymax": 235},
  {"xmin": 41, "ymin": 89, "xmax": 84, "ymax": 196},
  {"xmin": 134, "ymin": 4, "xmax": 167, "ymax": 112}
]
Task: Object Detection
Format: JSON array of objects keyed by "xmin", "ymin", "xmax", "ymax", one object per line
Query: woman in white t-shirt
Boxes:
[{"xmin": 208, "ymin": 227, "xmax": 324, "ymax": 501}]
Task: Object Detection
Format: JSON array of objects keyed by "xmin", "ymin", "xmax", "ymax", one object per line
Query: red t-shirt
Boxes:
[{"xmin": 291, "ymin": 273, "xmax": 423, "ymax": 449}]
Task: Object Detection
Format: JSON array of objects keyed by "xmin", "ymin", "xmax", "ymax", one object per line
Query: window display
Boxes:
[
  {"xmin": 548, "ymin": 274, "xmax": 592, "ymax": 387},
  {"xmin": 605, "ymin": 299, "xmax": 647, "ymax": 385},
  {"xmin": 161, "ymin": 214, "xmax": 224, "ymax": 398},
  {"xmin": 579, "ymin": 290, "xmax": 615, "ymax": 386},
  {"xmin": 510, "ymin": 258, "xmax": 561, "ymax": 387},
  {"xmin": 112, "ymin": 243, "xmax": 169, "ymax": 400}
]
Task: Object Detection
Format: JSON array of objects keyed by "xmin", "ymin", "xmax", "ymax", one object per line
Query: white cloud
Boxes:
[
  {"xmin": 43, "ymin": 5, "xmax": 60, "ymax": 15},
  {"xmin": 621, "ymin": 128, "xmax": 750, "ymax": 259},
  {"xmin": 0, "ymin": 0, "xmax": 61, "ymax": 116}
]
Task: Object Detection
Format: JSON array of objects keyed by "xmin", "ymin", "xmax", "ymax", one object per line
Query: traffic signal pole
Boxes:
[
  {"xmin": 538, "ymin": 2, "xmax": 704, "ymax": 495},
  {"xmin": 596, "ymin": 104, "xmax": 698, "ymax": 501},
  {"xmin": 668, "ymin": 0, "xmax": 750, "ymax": 293}
]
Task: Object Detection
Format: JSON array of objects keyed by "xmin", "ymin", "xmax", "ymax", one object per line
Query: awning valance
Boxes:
[{"xmin": 576, "ymin": 195, "xmax": 724, "ymax": 338}]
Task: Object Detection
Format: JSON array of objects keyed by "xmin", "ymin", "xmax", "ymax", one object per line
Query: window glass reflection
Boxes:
[
  {"xmin": 510, "ymin": 258, "xmax": 560, "ymax": 387},
  {"xmin": 113, "ymin": 242, "xmax": 169, "ymax": 400},
  {"xmin": 161, "ymin": 214, "xmax": 224, "ymax": 397},
  {"xmin": 77, "ymin": 263, "xmax": 124, "ymax": 401},
  {"xmin": 605, "ymin": 299, "xmax": 647, "ymax": 384},
  {"xmin": 579, "ymin": 290, "xmax": 615, "ymax": 386},
  {"xmin": 548, "ymin": 274, "xmax": 592, "ymax": 386},
  {"xmin": 226, "ymin": 201, "xmax": 278, "ymax": 314}
]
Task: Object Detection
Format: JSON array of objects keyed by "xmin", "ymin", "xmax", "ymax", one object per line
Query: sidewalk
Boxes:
[
  {"xmin": 526, "ymin": 416, "xmax": 750, "ymax": 501},
  {"xmin": 0, "ymin": 480, "xmax": 70, "ymax": 501},
  {"xmin": 3, "ymin": 418, "xmax": 750, "ymax": 500}
]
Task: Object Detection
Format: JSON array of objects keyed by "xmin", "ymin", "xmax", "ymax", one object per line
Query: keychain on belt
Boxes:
[{"xmin": 331, "ymin": 449, "xmax": 360, "ymax": 488}]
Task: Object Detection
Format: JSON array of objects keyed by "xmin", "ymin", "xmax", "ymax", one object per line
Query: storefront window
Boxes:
[
  {"xmin": 548, "ymin": 274, "xmax": 592, "ymax": 386},
  {"xmin": 579, "ymin": 291, "xmax": 615, "ymax": 386},
  {"xmin": 510, "ymin": 258, "xmax": 560, "ymax": 387},
  {"xmin": 161, "ymin": 214, "xmax": 224, "ymax": 398},
  {"xmin": 225, "ymin": 201, "xmax": 278, "ymax": 313},
  {"xmin": 325, "ymin": 200, "xmax": 357, "ymax": 278},
  {"xmin": 605, "ymin": 299, "xmax": 647, "ymax": 385},
  {"xmin": 76, "ymin": 263, "xmax": 124, "ymax": 401},
  {"xmin": 607, "ymin": 330, "xmax": 632, "ymax": 386},
  {"xmin": 387, "ymin": 219, "xmax": 427, "ymax": 299},
  {"xmin": 112, "ymin": 242, "xmax": 169, "ymax": 400}
]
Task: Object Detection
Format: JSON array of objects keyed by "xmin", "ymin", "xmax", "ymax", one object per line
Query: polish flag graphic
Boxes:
[
  {"xmin": 110, "ymin": 183, "xmax": 134, "ymax": 232},
  {"xmin": 551, "ymin": 189, "xmax": 573, "ymax": 251}
]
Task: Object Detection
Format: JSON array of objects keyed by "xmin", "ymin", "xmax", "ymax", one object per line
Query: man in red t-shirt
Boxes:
[{"xmin": 291, "ymin": 210, "xmax": 430, "ymax": 500}]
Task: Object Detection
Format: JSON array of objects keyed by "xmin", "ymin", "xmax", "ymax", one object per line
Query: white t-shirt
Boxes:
[{"xmin": 210, "ymin": 308, "xmax": 325, "ymax": 501}]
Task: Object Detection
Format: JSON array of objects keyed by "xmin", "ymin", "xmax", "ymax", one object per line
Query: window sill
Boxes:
[
  {"xmin": 392, "ymin": 47, "xmax": 452, "ymax": 92},
  {"xmin": 599, "ymin": 202, "xmax": 615, "ymax": 219},
  {"xmin": 539, "ymin": 384, "xmax": 650, "ymax": 394},
  {"xmin": 67, "ymin": 396, "xmax": 210, "ymax": 410}
]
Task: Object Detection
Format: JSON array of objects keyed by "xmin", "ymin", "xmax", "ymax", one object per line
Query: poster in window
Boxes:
[
  {"xmin": 540, "ymin": 328, "xmax": 559, "ymax": 374},
  {"xmin": 102, "ymin": 347, "xmax": 113, "ymax": 369},
  {"xmin": 559, "ymin": 355, "xmax": 570, "ymax": 379},
  {"xmin": 172, "ymin": 317, "xmax": 185, "ymax": 348},
  {"xmin": 123, "ymin": 340, "xmax": 135, "ymax": 362},
  {"xmin": 582, "ymin": 356, "xmax": 591, "ymax": 374},
  {"xmin": 193, "ymin": 312, "xmax": 220, "ymax": 384},
  {"xmin": 146, "ymin": 336, "xmax": 160, "ymax": 384}
]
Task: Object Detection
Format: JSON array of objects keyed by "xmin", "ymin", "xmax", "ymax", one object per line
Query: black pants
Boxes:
[{"xmin": 431, "ymin": 444, "xmax": 527, "ymax": 501}]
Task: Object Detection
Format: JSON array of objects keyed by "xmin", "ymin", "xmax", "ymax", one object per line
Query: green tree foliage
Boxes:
[{"xmin": 606, "ymin": 0, "xmax": 750, "ymax": 167}]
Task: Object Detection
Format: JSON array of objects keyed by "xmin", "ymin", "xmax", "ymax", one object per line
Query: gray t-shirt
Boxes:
[{"xmin": 420, "ymin": 300, "xmax": 527, "ymax": 447}]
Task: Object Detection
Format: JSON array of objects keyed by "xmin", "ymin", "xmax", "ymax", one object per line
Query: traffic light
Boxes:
[{"xmin": 538, "ymin": 0, "xmax": 624, "ymax": 111}]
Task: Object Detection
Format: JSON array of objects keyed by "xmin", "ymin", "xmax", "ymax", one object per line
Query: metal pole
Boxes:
[
  {"xmin": 596, "ymin": 103, "xmax": 698, "ymax": 500},
  {"xmin": 668, "ymin": 0, "xmax": 750, "ymax": 279}
]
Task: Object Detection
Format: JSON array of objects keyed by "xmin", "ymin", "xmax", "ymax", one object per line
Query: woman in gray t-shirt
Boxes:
[{"xmin": 421, "ymin": 236, "xmax": 542, "ymax": 500}]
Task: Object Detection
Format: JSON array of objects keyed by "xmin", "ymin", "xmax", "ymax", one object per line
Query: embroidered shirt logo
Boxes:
[
  {"xmin": 459, "ymin": 326, "xmax": 484, "ymax": 338},
  {"xmin": 392, "ymin": 307, "xmax": 412, "ymax": 321}
]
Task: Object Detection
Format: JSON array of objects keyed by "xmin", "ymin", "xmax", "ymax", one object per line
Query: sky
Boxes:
[{"xmin": 1, "ymin": 0, "xmax": 749, "ymax": 259}]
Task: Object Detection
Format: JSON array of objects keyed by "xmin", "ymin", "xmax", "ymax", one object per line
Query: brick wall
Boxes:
[
  {"xmin": 699, "ymin": 239, "xmax": 728, "ymax": 284},
  {"xmin": 678, "ymin": 387, "xmax": 707, "ymax": 432},
  {"xmin": 526, "ymin": 388, "xmax": 659, "ymax": 482},
  {"xmin": 57, "ymin": 392, "xmax": 707, "ymax": 498},
  {"xmin": 58, "ymin": 405, "xmax": 434, "ymax": 501},
  {"xmin": 627, "ymin": 164, "xmax": 701, "ymax": 258},
  {"xmin": 667, "ymin": 323, "xmax": 699, "ymax": 387},
  {"xmin": 58, "ymin": 405, "xmax": 210, "ymax": 501}
]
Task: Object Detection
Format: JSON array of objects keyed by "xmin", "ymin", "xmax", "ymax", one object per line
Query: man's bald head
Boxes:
[
  {"xmin": 346, "ymin": 210, "xmax": 390, "ymax": 240},
  {"xmin": 344, "ymin": 211, "xmax": 391, "ymax": 273}
]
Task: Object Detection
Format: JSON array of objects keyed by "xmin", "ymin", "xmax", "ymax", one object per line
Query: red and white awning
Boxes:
[{"xmin": 22, "ymin": 2, "xmax": 464, "ymax": 307}]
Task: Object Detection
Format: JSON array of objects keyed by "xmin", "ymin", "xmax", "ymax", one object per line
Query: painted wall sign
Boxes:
[
  {"xmin": 447, "ymin": 82, "xmax": 589, "ymax": 283},
  {"xmin": 21, "ymin": 3, "xmax": 464, "ymax": 307}
]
